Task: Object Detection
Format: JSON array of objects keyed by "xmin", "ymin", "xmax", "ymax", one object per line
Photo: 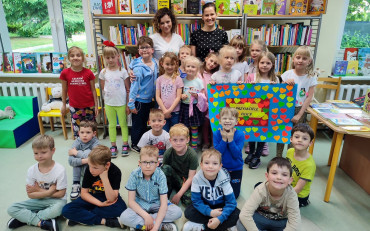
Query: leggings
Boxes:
[
  {"xmin": 105, "ymin": 105, "xmax": 128, "ymax": 143},
  {"xmin": 70, "ymin": 106, "xmax": 96, "ymax": 138}
]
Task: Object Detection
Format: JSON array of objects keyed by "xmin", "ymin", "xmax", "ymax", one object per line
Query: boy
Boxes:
[
  {"xmin": 62, "ymin": 145, "xmax": 127, "ymax": 228},
  {"xmin": 138, "ymin": 109, "xmax": 171, "ymax": 165},
  {"xmin": 287, "ymin": 123, "xmax": 316, "ymax": 207},
  {"xmin": 184, "ymin": 148, "xmax": 239, "ymax": 231},
  {"xmin": 7, "ymin": 135, "xmax": 67, "ymax": 231},
  {"xmin": 237, "ymin": 157, "xmax": 301, "ymax": 231},
  {"xmin": 68, "ymin": 120, "xmax": 99, "ymax": 200},
  {"xmin": 213, "ymin": 107, "xmax": 244, "ymax": 198},
  {"xmin": 120, "ymin": 145, "xmax": 182, "ymax": 231},
  {"xmin": 161, "ymin": 123, "xmax": 198, "ymax": 207},
  {"xmin": 128, "ymin": 36, "xmax": 158, "ymax": 153}
]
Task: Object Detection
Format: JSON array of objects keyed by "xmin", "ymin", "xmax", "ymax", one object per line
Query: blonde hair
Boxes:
[
  {"xmin": 179, "ymin": 45, "xmax": 192, "ymax": 55},
  {"xmin": 88, "ymin": 145, "xmax": 111, "ymax": 166},
  {"xmin": 219, "ymin": 107, "xmax": 239, "ymax": 120},
  {"xmin": 218, "ymin": 45, "xmax": 238, "ymax": 62},
  {"xmin": 140, "ymin": 145, "xmax": 159, "ymax": 160},
  {"xmin": 68, "ymin": 46, "xmax": 85, "ymax": 62},
  {"xmin": 292, "ymin": 46, "xmax": 317, "ymax": 78},
  {"xmin": 169, "ymin": 123, "xmax": 189, "ymax": 138},
  {"xmin": 149, "ymin": 108, "xmax": 165, "ymax": 119},
  {"xmin": 80, "ymin": 120, "xmax": 98, "ymax": 132},
  {"xmin": 183, "ymin": 56, "xmax": 201, "ymax": 71},
  {"xmin": 103, "ymin": 46, "xmax": 119, "ymax": 57},
  {"xmin": 256, "ymin": 52, "xmax": 277, "ymax": 83},
  {"xmin": 249, "ymin": 40, "xmax": 268, "ymax": 56},
  {"xmin": 201, "ymin": 148, "xmax": 221, "ymax": 163},
  {"xmin": 230, "ymin": 35, "xmax": 247, "ymax": 62},
  {"xmin": 159, "ymin": 52, "xmax": 179, "ymax": 80},
  {"xmin": 32, "ymin": 135, "xmax": 54, "ymax": 150}
]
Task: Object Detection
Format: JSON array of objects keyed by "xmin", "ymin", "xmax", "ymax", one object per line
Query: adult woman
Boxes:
[{"xmin": 190, "ymin": 2, "xmax": 229, "ymax": 62}]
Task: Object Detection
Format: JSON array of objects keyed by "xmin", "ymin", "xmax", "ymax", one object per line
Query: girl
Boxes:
[
  {"xmin": 200, "ymin": 52, "xmax": 219, "ymax": 150},
  {"xmin": 178, "ymin": 45, "xmax": 192, "ymax": 79},
  {"xmin": 99, "ymin": 43, "xmax": 130, "ymax": 158},
  {"xmin": 60, "ymin": 46, "xmax": 98, "ymax": 138},
  {"xmin": 180, "ymin": 56, "xmax": 206, "ymax": 149},
  {"xmin": 244, "ymin": 52, "xmax": 279, "ymax": 169},
  {"xmin": 229, "ymin": 35, "xmax": 249, "ymax": 81},
  {"xmin": 276, "ymin": 46, "xmax": 318, "ymax": 157},
  {"xmin": 156, "ymin": 52, "xmax": 184, "ymax": 132}
]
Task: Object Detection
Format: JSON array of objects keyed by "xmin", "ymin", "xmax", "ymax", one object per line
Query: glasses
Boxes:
[
  {"xmin": 140, "ymin": 161, "xmax": 158, "ymax": 166},
  {"xmin": 139, "ymin": 46, "xmax": 152, "ymax": 50}
]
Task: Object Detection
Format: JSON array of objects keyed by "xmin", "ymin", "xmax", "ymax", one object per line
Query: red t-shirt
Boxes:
[{"xmin": 60, "ymin": 68, "xmax": 95, "ymax": 108}]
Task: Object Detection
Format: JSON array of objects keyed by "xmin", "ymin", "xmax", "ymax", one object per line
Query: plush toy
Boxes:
[
  {"xmin": 0, "ymin": 106, "xmax": 15, "ymax": 119},
  {"xmin": 41, "ymin": 86, "xmax": 68, "ymax": 112}
]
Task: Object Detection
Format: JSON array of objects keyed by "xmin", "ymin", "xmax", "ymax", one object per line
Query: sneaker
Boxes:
[
  {"xmin": 105, "ymin": 217, "xmax": 123, "ymax": 228},
  {"xmin": 122, "ymin": 145, "xmax": 130, "ymax": 157},
  {"xmin": 227, "ymin": 226, "xmax": 238, "ymax": 231},
  {"xmin": 110, "ymin": 146, "xmax": 118, "ymax": 158},
  {"xmin": 183, "ymin": 221, "xmax": 204, "ymax": 231},
  {"xmin": 40, "ymin": 219, "xmax": 58, "ymax": 231},
  {"xmin": 249, "ymin": 157, "xmax": 261, "ymax": 169},
  {"xmin": 7, "ymin": 218, "xmax": 26, "ymax": 229},
  {"xmin": 160, "ymin": 223, "xmax": 177, "ymax": 231},
  {"xmin": 245, "ymin": 143, "xmax": 250, "ymax": 154},
  {"xmin": 70, "ymin": 183, "xmax": 80, "ymax": 200},
  {"xmin": 131, "ymin": 145, "xmax": 141, "ymax": 153},
  {"xmin": 67, "ymin": 220, "xmax": 79, "ymax": 226},
  {"xmin": 244, "ymin": 153, "xmax": 253, "ymax": 164},
  {"xmin": 262, "ymin": 143, "xmax": 269, "ymax": 156}
]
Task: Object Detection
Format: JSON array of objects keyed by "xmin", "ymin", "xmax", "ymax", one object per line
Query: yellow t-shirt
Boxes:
[{"xmin": 286, "ymin": 148, "xmax": 316, "ymax": 198}]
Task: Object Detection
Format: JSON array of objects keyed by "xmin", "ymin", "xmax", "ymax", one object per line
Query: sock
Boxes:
[
  {"xmin": 73, "ymin": 181, "xmax": 80, "ymax": 185},
  {"xmin": 191, "ymin": 126, "xmax": 198, "ymax": 149}
]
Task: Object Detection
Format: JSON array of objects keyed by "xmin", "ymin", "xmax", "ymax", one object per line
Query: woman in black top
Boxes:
[{"xmin": 190, "ymin": 2, "xmax": 229, "ymax": 62}]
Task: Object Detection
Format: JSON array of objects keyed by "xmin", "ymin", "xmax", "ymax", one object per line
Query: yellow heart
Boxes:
[
  {"xmin": 287, "ymin": 103, "xmax": 294, "ymax": 108},
  {"xmin": 279, "ymin": 94, "xmax": 286, "ymax": 100},
  {"xmin": 232, "ymin": 86, "xmax": 238, "ymax": 91},
  {"xmin": 252, "ymin": 127, "xmax": 258, "ymax": 132},
  {"xmin": 214, "ymin": 92, "xmax": 219, "ymax": 98},
  {"xmin": 234, "ymin": 91, "xmax": 240, "ymax": 96},
  {"xmin": 274, "ymin": 135, "xmax": 281, "ymax": 141},
  {"xmin": 244, "ymin": 102, "xmax": 251, "ymax": 107},
  {"xmin": 254, "ymin": 85, "xmax": 261, "ymax": 91},
  {"xmin": 219, "ymin": 91, "xmax": 225, "ymax": 97},
  {"xmin": 277, "ymin": 119, "xmax": 283, "ymax": 124},
  {"xmin": 287, "ymin": 97, "xmax": 294, "ymax": 102},
  {"xmin": 267, "ymin": 93, "xmax": 273, "ymax": 99},
  {"xmin": 225, "ymin": 90, "xmax": 231, "ymax": 96},
  {"xmin": 262, "ymin": 114, "xmax": 269, "ymax": 120},
  {"xmin": 262, "ymin": 85, "xmax": 269, "ymax": 91},
  {"xmin": 273, "ymin": 87, "xmax": 279, "ymax": 93},
  {"xmin": 254, "ymin": 98, "xmax": 261, "ymax": 103},
  {"xmin": 245, "ymin": 128, "xmax": 251, "ymax": 132},
  {"xmin": 234, "ymin": 98, "xmax": 240, "ymax": 103},
  {"xmin": 260, "ymin": 135, "xmax": 267, "ymax": 141},
  {"xmin": 213, "ymin": 102, "xmax": 218, "ymax": 107}
]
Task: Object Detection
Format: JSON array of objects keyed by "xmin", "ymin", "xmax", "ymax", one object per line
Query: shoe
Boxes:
[
  {"xmin": 227, "ymin": 226, "xmax": 238, "ymax": 231},
  {"xmin": 110, "ymin": 146, "xmax": 118, "ymax": 158},
  {"xmin": 245, "ymin": 143, "xmax": 250, "ymax": 154},
  {"xmin": 67, "ymin": 219, "xmax": 79, "ymax": 226},
  {"xmin": 244, "ymin": 153, "xmax": 253, "ymax": 164},
  {"xmin": 105, "ymin": 217, "xmax": 123, "ymax": 228},
  {"xmin": 122, "ymin": 144, "xmax": 130, "ymax": 157},
  {"xmin": 40, "ymin": 219, "xmax": 58, "ymax": 231},
  {"xmin": 249, "ymin": 157, "xmax": 261, "ymax": 169},
  {"xmin": 160, "ymin": 223, "xmax": 177, "ymax": 231},
  {"xmin": 183, "ymin": 221, "xmax": 204, "ymax": 231},
  {"xmin": 262, "ymin": 143, "xmax": 269, "ymax": 156},
  {"xmin": 131, "ymin": 145, "xmax": 141, "ymax": 153},
  {"xmin": 7, "ymin": 218, "xmax": 26, "ymax": 229},
  {"xmin": 70, "ymin": 183, "xmax": 80, "ymax": 200}
]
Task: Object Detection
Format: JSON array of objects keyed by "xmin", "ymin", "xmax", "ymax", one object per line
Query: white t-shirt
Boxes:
[
  {"xmin": 233, "ymin": 61, "xmax": 249, "ymax": 76},
  {"xmin": 99, "ymin": 68, "xmax": 129, "ymax": 106},
  {"xmin": 27, "ymin": 162, "xmax": 68, "ymax": 200},
  {"xmin": 150, "ymin": 33, "xmax": 185, "ymax": 61},
  {"xmin": 281, "ymin": 69, "xmax": 317, "ymax": 107},
  {"xmin": 211, "ymin": 69, "xmax": 242, "ymax": 84},
  {"xmin": 137, "ymin": 129, "xmax": 172, "ymax": 163},
  {"xmin": 183, "ymin": 77, "xmax": 204, "ymax": 104}
]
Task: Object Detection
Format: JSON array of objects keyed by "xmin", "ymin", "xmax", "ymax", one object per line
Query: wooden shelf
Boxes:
[
  {"xmin": 330, "ymin": 75, "xmax": 370, "ymax": 81},
  {"xmin": 93, "ymin": 14, "xmax": 243, "ymax": 20},
  {"xmin": 0, "ymin": 73, "xmax": 60, "ymax": 78}
]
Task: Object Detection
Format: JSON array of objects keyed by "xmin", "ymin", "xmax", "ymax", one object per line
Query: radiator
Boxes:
[{"xmin": 337, "ymin": 84, "xmax": 369, "ymax": 101}]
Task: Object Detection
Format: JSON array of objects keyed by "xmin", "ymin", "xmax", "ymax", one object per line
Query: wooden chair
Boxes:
[
  {"xmin": 38, "ymin": 87, "xmax": 68, "ymax": 140},
  {"xmin": 313, "ymin": 77, "xmax": 342, "ymax": 102}
]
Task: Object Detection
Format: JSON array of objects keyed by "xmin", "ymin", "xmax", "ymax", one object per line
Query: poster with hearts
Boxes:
[{"xmin": 207, "ymin": 83, "xmax": 297, "ymax": 143}]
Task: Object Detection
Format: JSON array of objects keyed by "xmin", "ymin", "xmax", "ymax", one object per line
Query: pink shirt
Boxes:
[
  {"xmin": 201, "ymin": 71, "xmax": 212, "ymax": 99},
  {"xmin": 156, "ymin": 75, "xmax": 184, "ymax": 112}
]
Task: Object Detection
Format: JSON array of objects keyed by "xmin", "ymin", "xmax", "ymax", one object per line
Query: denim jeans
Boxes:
[
  {"xmin": 236, "ymin": 212, "xmax": 287, "ymax": 231},
  {"xmin": 131, "ymin": 101, "xmax": 152, "ymax": 146},
  {"xmin": 163, "ymin": 111, "xmax": 180, "ymax": 132}
]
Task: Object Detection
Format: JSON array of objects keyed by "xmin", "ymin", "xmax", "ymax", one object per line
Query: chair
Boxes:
[
  {"xmin": 313, "ymin": 77, "xmax": 342, "ymax": 103},
  {"xmin": 38, "ymin": 88, "xmax": 68, "ymax": 140}
]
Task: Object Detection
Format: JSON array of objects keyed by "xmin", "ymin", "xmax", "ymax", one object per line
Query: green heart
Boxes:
[
  {"xmin": 253, "ymin": 120, "xmax": 259, "ymax": 125},
  {"xmin": 207, "ymin": 84, "xmax": 211, "ymax": 89},
  {"xmin": 279, "ymin": 125, "xmax": 286, "ymax": 130},
  {"xmin": 215, "ymin": 121, "xmax": 219, "ymax": 126},
  {"xmin": 263, "ymin": 108, "xmax": 269, "ymax": 113},
  {"xmin": 267, "ymin": 132, "xmax": 273, "ymax": 138},
  {"xmin": 212, "ymin": 127, "xmax": 217, "ymax": 132},
  {"xmin": 242, "ymin": 90, "xmax": 248, "ymax": 95},
  {"xmin": 243, "ymin": 116, "xmax": 249, "ymax": 121},
  {"xmin": 246, "ymin": 83, "xmax": 253, "ymax": 89},
  {"xmin": 211, "ymin": 108, "xmax": 216, "ymax": 113},
  {"xmin": 261, "ymin": 95, "xmax": 267, "ymax": 100},
  {"xmin": 278, "ymin": 102, "xmax": 285, "ymax": 107},
  {"xmin": 219, "ymin": 101, "xmax": 225, "ymax": 107}
]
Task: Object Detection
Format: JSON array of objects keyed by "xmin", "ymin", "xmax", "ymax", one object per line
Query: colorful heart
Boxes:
[
  {"xmin": 245, "ymin": 128, "xmax": 252, "ymax": 132},
  {"xmin": 253, "ymin": 120, "xmax": 259, "ymax": 125},
  {"xmin": 286, "ymin": 85, "xmax": 293, "ymax": 91},
  {"xmin": 261, "ymin": 95, "xmax": 267, "ymax": 100},
  {"xmin": 232, "ymin": 86, "xmax": 238, "ymax": 91},
  {"xmin": 249, "ymin": 92, "xmax": 256, "ymax": 97},
  {"xmin": 273, "ymin": 97, "xmax": 279, "ymax": 103},
  {"xmin": 210, "ymin": 89, "xmax": 215, "ymax": 94},
  {"xmin": 282, "ymin": 131, "xmax": 288, "ymax": 136},
  {"xmin": 252, "ymin": 127, "xmax": 258, "ymax": 132},
  {"xmin": 287, "ymin": 91, "xmax": 293, "ymax": 97},
  {"xmin": 263, "ymin": 108, "xmax": 269, "ymax": 113},
  {"xmin": 272, "ymin": 115, "xmax": 278, "ymax": 119},
  {"xmin": 282, "ymin": 137, "xmax": 289, "ymax": 143},
  {"xmin": 239, "ymin": 85, "xmax": 245, "ymax": 90},
  {"xmin": 234, "ymin": 98, "xmax": 240, "ymax": 103},
  {"xmin": 214, "ymin": 92, "xmax": 219, "ymax": 98},
  {"xmin": 280, "ymin": 88, "xmax": 286, "ymax": 93},
  {"xmin": 274, "ymin": 135, "xmax": 280, "ymax": 141},
  {"xmin": 226, "ymin": 98, "xmax": 232, "ymax": 104},
  {"xmin": 254, "ymin": 98, "xmax": 261, "ymax": 103},
  {"xmin": 286, "ymin": 126, "xmax": 292, "ymax": 131},
  {"xmin": 280, "ymin": 108, "xmax": 287, "ymax": 113},
  {"xmin": 254, "ymin": 85, "xmax": 261, "ymax": 91},
  {"xmin": 225, "ymin": 90, "xmax": 231, "ymax": 96},
  {"xmin": 271, "ymin": 121, "xmax": 277, "ymax": 126},
  {"xmin": 272, "ymin": 108, "xmax": 278, "ymax": 113},
  {"xmin": 219, "ymin": 91, "xmax": 225, "ymax": 97},
  {"xmin": 286, "ymin": 103, "xmax": 293, "ymax": 108},
  {"xmin": 273, "ymin": 87, "xmax": 279, "ymax": 93},
  {"xmin": 245, "ymin": 135, "xmax": 250, "ymax": 139},
  {"xmin": 216, "ymin": 86, "xmax": 222, "ymax": 91},
  {"xmin": 234, "ymin": 91, "xmax": 240, "ymax": 97},
  {"xmin": 223, "ymin": 85, "xmax": 229, "ymax": 90},
  {"xmin": 267, "ymin": 132, "xmax": 273, "ymax": 138},
  {"xmin": 242, "ymin": 90, "xmax": 248, "ymax": 95},
  {"xmin": 254, "ymin": 133, "xmax": 260, "ymax": 137},
  {"xmin": 262, "ymin": 128, "xmax": 268, "ymax": 133},
  {"xmin": 246, "ymin": 83, "xmax": 253, "ymax": 89},
  {"xmin": 279, "ymin": 125, "xmax": 286, "ymax": 130},
  {"xmin": 278, "ymin": 102, "xmax": 285, "ymax": 107},
  {"xmin": 211, "ymin": 108, "xmax": 216, "ymax": 113},
  {"xmin": 279, "ymin": 94, "xmax": 286, "ymax": 100},
  {"xmin": 267, "ymin": 93, "xmax": 273, "ymax": 99},
  {"xmin": 262, "ymin": 85, "xmax": 269, "ymax": 91},
  {"xmin": 219, "ymin": 101, "xmax": 225, "ymax": 107},
  {"xmin": 260, "ymin": 135, "xmax": 267, "ymax": 141}
]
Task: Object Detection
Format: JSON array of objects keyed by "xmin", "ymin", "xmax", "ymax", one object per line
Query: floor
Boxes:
[{"xmin": 1, "ymin": 129, "xmax": 369, "ymax": 231}]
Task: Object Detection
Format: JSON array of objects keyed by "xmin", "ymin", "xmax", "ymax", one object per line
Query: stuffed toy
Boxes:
[
  {"xmin": 0, "ymin": 106, "xmax": 15, "ymax": 119},
  {"xmin": 41, "ymin": 86, "xmax": 68, "ymax": 112}
]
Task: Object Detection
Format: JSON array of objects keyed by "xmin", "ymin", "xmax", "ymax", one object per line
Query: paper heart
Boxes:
[
  {"xmin": 286, "ymin": 103, "xmax": 293, "ymax": 108},
  {"xmin": 253, "ymin": 120, "xmax": 259, "ymax": 125},
  {"xmin": 243, "ymin": 116, "xmax": 250, "ymax": 121},
  {"xmin": 245, "ymin": 135, "xmax": 250, "ymax": 139},
  {"xmin": 286, "ymin": 126, "xmax": 292, "ymax": 131},
  {"xmin": 226, "ymin": 99, "xmax": 232, "ymax": 104},
  {"xmin": 273, "ymin": 87, "xmax": 279, "ymax": 93},
  {"xmin": 267, "ymin": 132, "xmax": 273, "ymax": 138},
  {"xmin": 219, "ymin": 101, "xmax": 225, "ymax": 107},
  {"xmin": 219, "ymin": 91, "xmax": 225, "ymax": 97},
  {"xmin": 278, "ymin": 102, "xmax": 285, "ymax": 107},
  {"xmin": 262, "ymin": 128, "xmax": 268, "ymax": 133},
  {"xmin": 212, "ymin": 127, "xmax": 217, "ymax": 132},
  {"xmin": 260, "ymin": 135, "xmax": 267, "ymax": 141},
  {"xmin": 267, "ymin": 93, "xmax": 273, "ymax": 99},
  {"xmin": 214, "ymin": 92, "xmax": 219, "ymax": 98},
  {"xmin": 232, "ymin": 86, "xmax": 238, "ymax": 91},
  {"xmin": 272, "ymin": 115, "xmax": 278, "ymax": 119},
  {"xmin": 252, "ymin": 127, "xmax": 258, "ymax": 132},
  {"xmin": 264, "ymin": 101, "xmax": 270, "ymax": 106},
  {"xmin": 274, "ymin": 135, "xmax": 281, "ymax": 141},
  {"xmin": 263, "ymin": 108, "xmax": 269, "ymax": 113},
  {"xmin": 210, "ymin": 89, "xmax": 216, "ymax": 94},
  {"xmin": 284, "ymin": 119, "xmax": 290, "ymax": 123},
  {"xmin": 262, "ymin": 85, "xmax": 269, "ymax": 91},
  {"xmin": 239, "ymin": 85, "xmax": 245, "ymax": 90},
  {"xmin": 213, "ymin": 102, "xmax": 218, "ymax": 107},
  {"xmin": 282, "ymin": 131, "xmax": 288, "ymax": 136},
  {"xmin": 216, "ymin": 114, "xmax": 220, "ymax": 119},
  {"xmin": 246, "ymin": 120, "xmax": 253, "ymax": 125},
  {"xmin": 286, "ymin": 85, "xmax": 293, "ymax": 91},
  {"xmin": 277, "ymin": 119, "xmax": 283, "ymax": 124},
  {"xmin": 273, "ymin": 97, "xmax": 279, "ymax": 103},
  {"xmin": 246, "ymin": 83, "xmax": 253, "ymax": 89},
  {"xmin": 242, "ymin": 90, "xmax": 248, "ymax": 95},
  {"xmin": 241, "ymin": 98, "xmax": 248, "ymax": 103},
  {"xmin": 210, "ymin": 97, "xmax": 214, "ymax": 103},
  {"xmin": 281, "ymin": 115, "xmax": 287, "ymax": 119},
  {"xmin": 280, "ymin": 88, "xmax": 286, "ymax": 93},
  {"xmin": 225, "ymin": 90, "xmax": 231, "ymax": 96},
  {"xmin": 223, "ymin": 85, "xmax": 229, "ymax": 90},
  {"xmin": 244, "ymin": 102, "xmax": 251, "ymax": 107},
  {"xmin": 254, "ymin": 133, "xmax": 260, "ymax": 137},
  {"xmin": 234, "ymin": 91, "xmax": 240, "ymax": 97},
  {"xmin": 271, "ymin": 121, "xmax": 277, "ymax": 126},
  {"xmin": 282, "ymin": 137, "xmax": 289, "ymax": 143},
  {"xmin": 245, "ymin": 127, "xmax": 252, "ymax": 132},
  {"xmin": 207, "ymin": 84, "xmax": 211, "ymax": 89},
  {"xmin": 249, "ymin": 92, "xmax": 256, "ymax": 97},
  {"xmin": 279, "ymin": 94, "xmax": 286, "ymax": 100},
  {"xmin": 261, "ymin": 95, "xmax": 267, "ymax": 100},
  {"xmin": 272, "ymin": 108, "xmax": 278, "ymax": 113},
  {"xmin": 215, "ymin": 121, "xmax": 219, "ymax": 126},
  {"xmin": 262, "ymin": 115, "xmax": 268, "ymax": 120},
  {"xmin": 210, "ymin": 118, "xmax": 215, "ymax": 123},
  {"xmin": 254, "ymin": 98, "xmax": 261, "ymax": 103},
  {"xmin": 248, "ymin": 98, "xmax": 255, "ymax": 103},
  {"xmin": 239, "ymin": 119, "xmax": 245, "ymax": 125},
  {"xmin": 279, "ymin": 125, "xmax": 286, "ymax": 130},
  {"xmin": 280, "ymin": 108, "xmax": 287, "ymax": 113},
  {"xmin": 234, "ymin": 98, "xmax": 240, "ymax": 103},
  {"xmin": 254, "ymin": 85, "xmax": 261, "ymax": 91},
  {"xmin": 258, "ymin": 103, "xmax": 264, "ymax": 108},
  {"xmin": 287, "ymin": 91, "xmax": 293, "ymax": 97},
  {"xmin": 287, "ymin": 97, "xmax": 294, "ymax": 102},
  {"xmin": 216, "ymin": 85, "xmax": 222, "ymax": 91},
  {"xmin": 272, "ymin": 126, "xmax": 279, "ymax": 131},
  {"xmin": 211, "ymin": 108, "xmax": 216, "ymax": 113}
]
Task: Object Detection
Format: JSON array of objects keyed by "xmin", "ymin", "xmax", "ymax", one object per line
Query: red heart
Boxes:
[
  {"xmin": 210, "ymin": 89, "xmax": 216, "ymax": 94},
  {"xmin": 284, "ymin": 119, "xmax": 290, "ymax": 123},
  {"xmin": 262, "ymin": 128, "xmax": 268, "ymax": 132},
  {"xmin": 216, "ymin": 86, "xmax": 222, "ymax": 91},
  {"xmin": 272, "ymin": 115, "xmax": 278, "ymax": 119},
  {"xmin": 248, "ymin": 98, "xmax": 255, "ymax": 103},
  {"xmin": 273, "ymin": 97, "xmax": 279, "ymax": 103},
  {"xmin": 261, "ymin": 120, "xmax": 268, "ymax": 126},
  {"xmin": 210, "ymin": 98, "xmax": 214, "ymax": 102},
  {"xmin": 216, "ymin": 114, "xmax": 220, "ymax": 119},
  {"xmin": 254, "ymin": 133, "xmax": 260, "ymax": 137},
  {"xmin": 282, "ymin": 131, "xmax": 288, "ymax": 136},
  {"xmin": 250, "ymin": 92, "xmax": 256, "ymax": 97},
  {"xmin": 286, "ymin": 126, "xmax": 292, "ymax": 131},
  {"xmin": 281, "ymin": 115, "xmax": 287, "ymax": 119},
  {"xmin": 271, "ymin": 121, "xmax": 277, "ymax": 126},
  {"xmin": 258, "ymin": 103, "xmax": 264, "ymax": 108},
  {"xmin": 281, "ymin": 108, "xmax": 287, "ymax": 113},
  {"xmin": 245, "ymin": 135, "xmax": 250, "ymax": 139},
  {"xmin": 287, "ymin": 91, "xmax": 293, "ymax": 97},
  {"xmin": 223, "ymin": 85, "xmax": 229, "ymax": 90},
  {"xmin": 241, "ymin": 98, "xmax": 248, "ymax": 103},
  {"xmin": 246, "ymin": 120, "xmax": 253, "ymax": 126},
  {"xmin": 264, "ymin": 100, "xmax": 270, "ymax": 106}
]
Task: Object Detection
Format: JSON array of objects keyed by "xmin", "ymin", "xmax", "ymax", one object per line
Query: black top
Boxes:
[
  {"xmin": 190, "ymin": 27, "xmax": 229, "ymax": 61},
  {"xmin": 82, "ymin": 162, "xmax": 121, "ymax": 195}
]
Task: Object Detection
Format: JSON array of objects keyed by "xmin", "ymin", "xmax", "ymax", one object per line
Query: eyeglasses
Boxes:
[
  {"xmin": 139, "ymin": 46, "xmax": 152, "ymax": 50},
  {"xmin": 139, "ymin": 161, "xmax": 158, "ymax": 166}
]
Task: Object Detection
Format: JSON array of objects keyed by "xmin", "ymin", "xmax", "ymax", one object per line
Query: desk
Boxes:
[{"xmin": 307, "ymin": 107, "xmax": 370, "ymax": 202}]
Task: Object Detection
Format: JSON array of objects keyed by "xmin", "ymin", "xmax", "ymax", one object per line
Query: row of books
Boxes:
[
  {"xmin": 97, "ymin": 49, "xmax": 139, "ymax": 71},
  {"xmin": 275, "ymin": 52, "xmax": 292, "ymax": 75},
  {"xmin": 245, "ymin": 23, "xmax": 313, "ymax": 46},
  {"xmin": 333, "ymin": 48, "xmax": 369, "ymax": 76},
  {"xmin": 0, "ymin": 53, "xmax": 97, "ymax": 74}
]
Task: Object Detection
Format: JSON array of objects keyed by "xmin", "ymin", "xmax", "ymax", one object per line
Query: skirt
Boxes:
[{"xmin": 179, "ymin": 103, "xmax": 204, "ymax": 127}]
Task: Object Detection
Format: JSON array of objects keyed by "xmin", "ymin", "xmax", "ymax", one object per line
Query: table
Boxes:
[{"xmin": 307, "ymin": 106, "xmax": 370, "ymax": 202}]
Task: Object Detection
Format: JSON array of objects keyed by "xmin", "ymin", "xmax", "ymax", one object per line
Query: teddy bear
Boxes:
[
  {"xmin": 0, "ymin": 106, "xmax": 16, "ymax": 120},
  {"xmin": 41, "ymin": 86, "xmax": 68, "ymax": 112}
]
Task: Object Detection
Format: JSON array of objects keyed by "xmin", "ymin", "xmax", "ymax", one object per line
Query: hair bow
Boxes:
[{"xmin": 103, "ymin": 41, "xmax": 115, "ymax": 47}]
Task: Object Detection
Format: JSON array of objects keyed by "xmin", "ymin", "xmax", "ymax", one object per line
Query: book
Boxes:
[
  {"xmin": 358, "ymin": 48, "xmax": 370, "ymax": 61},
  {"xmin": 346, "ymin": 60, "xmax": 358, "ymax": 76},
  {"xmin": 341, "ymin": 126, "xmax": 370, "ymax": 132},
  {"xmin": 244, "ymin": 1, "xmax": 258, "ymax": 15},
  {"xmin": 0, "ymin": 53, "xmax": 3, "ymax": 73},
  {"xmin": 308, "ymin": 0, "xmax": 327, "ymax": 15},
  {"xmin": 90, "ymin": 0, "xmax": 103, "ymax": 14},
  {"xmin": 229, "ymin": 0, "xmax": 242, "ymax": 15},
  {"xmin": 328, "ymin": 118, "xmax": 363, "ymax": 126},
  {"xmin": 363, "ymin": 88, "xmax": 370, "ymax": 113},
  {"xmin": 132, "ymin": 0, "xmax": 149, "ymax": 14},
  {"xmin": 85, "ymin": 54, "xmax": 98, "ymax": 73},
  {"xmin": 21, "ymin": 53, "xmax": 37, "ymax": 73},
  {"xmin": 216, "ymin": 0, "xmax": 230, "ymax": 15},
  {"xmin": 333, "ymin": 61, "xmax": 348, "ymax": 76},
  {"xmin": 314, "ymin": 108, "xmax": 339, "ymax": 114},
  {"xmin": 288, "ymin": 0, "xmax": 308, "ymax": 15},
  {"xmin": 13, "ymin": 52, "xmax": 22, "ymax": 73},
  {"xmin": 3, "ymin": 53, "xmax": 14, "ymax": 73},
  {"xmin": 157, "ymin": 0, "xmax": 169, "ymax": 10},
  {"xmin": 275, "ymin": 0, "xmax": 287, "ymax": 15},
  {"xmin": 187, "ymin": 0, "xmax": 200, "ymax": 14},
  {"xmin": 352, "ymin": 95, "xmax": 365, "ymax": 107},
  {"xmin": 358, "ymin": 60, "xmax": 370, "ymax": 76},
  {"xmin": 310, "ymin": 103, "xmax": 336, "ymax": 109},
  {"xmin": 171, "ymin": 0, "xmax": 184, "ymax": 14},
  {"xmin": 118, "ymin": 0, "xmax": 131, "ymax": 14},
  {"xmin": 346, "ymin": 112, "xmax": 370, "ymax": 125},
  {"xmin": 201, "ymin": 0, "xmax": 216, "ymax": 14},
  {"xmin": 52, "ymin": 53, "xmax": 68, "ymax": 74},
  {"xmin": 102, "ymin": 0, "xmax": 117, "ymax": 14},
  {"xmin": 320, "ymin": 113, "xmax": 348, "ymax": 120},
  {"xmin": 149, "ymin": 0, "xmax": 157, "ymax": 13},
  {"xmin": 38, "ymin": 53, "xmax": 53, "ymax": 73},
  {"xmin": 332, "ymin": 102, "xmax": 361, "ymax": 109},
  {"xmin": 344, "ymin": 48, "xmax": 358, "ymax": 61},
  {"xmin": 261, "ymin": 0, "xmax": 275, "ymax": 15}
]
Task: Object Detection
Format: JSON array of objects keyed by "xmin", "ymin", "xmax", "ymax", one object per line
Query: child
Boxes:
[
  {"xmin": 99, "ymin": 43, "xmax": 130, "ymax": 157},
  {"xmin": 120, "ymin": 145, "xmax": 182, "ymax": 231},
  {"xmin": 178, "ymin": 45, "xmax": 192, "ymax": 78},
  {"xmin": 183, "ymin": 149, "xmax": 240, "ymax": 231},
  {"xmin": 179, "ymin": 56, "xmax": 206, "ymax": 149},
  {"xmin": 156, "ymin": 52, "xmax": 184, "ymax": 132},
  {"xmin": 128, "ymin": 36, "xmax": 158, "ymax": 153},
  {"xmin": 277, "ymin": 46, "xmax": 317, "ymax": 157},
  {"xmin": 60, "ymin": 46, "xmax": 98, "ymax": 138},
  {"xmin": 213, "ymin": 107, "xmax": 244, "ymax": 199},
  {"xmin": 200, "ymin": 52, "xmax": 219, "ymax": 150},
  {"xmin": 161, "ymin": 123, "xmax": 199, "ymax": 207},
  {"xmin": 137, "ymin": 109, "xmax": 172, "ymax": 165},
  {"xmin": 237, "ymin": 157, "xmax": 301, "ymax": 231},
  {"xmin": 62, "ymin": 145, "xmax": 127, "ymax": 228},
  {"xmin": 229, "ymin": 35, "xmax": 249, "ymax": 81},
  {"xmin": 245, "ymin": 52, "xmax": 279, "ymax": 169},
  {"xmin": 7, "ymin": 135, "xmax": 67, "ymax": 231},
  {"xmin": 68, "ymin": 120, "xmax": 100, "ymax": 200},
  {"xmin": 287, "ymin": 123, "xmax": 316, "ymax": 207}
]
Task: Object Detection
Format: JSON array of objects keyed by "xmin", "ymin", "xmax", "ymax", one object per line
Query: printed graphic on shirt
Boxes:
[
  {"xmin": 200, "ymin": 185, "xmax": 225, "ymax": 201},
  {"xmin": 37, "ymin": 181, "xmax": 53, "ymax": 190},
  {"xmin": 90, "ymin": 179, "xmax": 104, "ymax": 193},
  {"xmin": 258, "ymin": 204, "xmax": 286, "ymax": 220},
  {"xmin": 161, "ymin": 84, "xmax": 175, "ymax": 98},
  {"xmin": 297, "ymin": 88, "xmax": 307, "ymax": 106},
  {"xmin": 70, "ymin": 77, "xmax": 87, "ymax": 86}
]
